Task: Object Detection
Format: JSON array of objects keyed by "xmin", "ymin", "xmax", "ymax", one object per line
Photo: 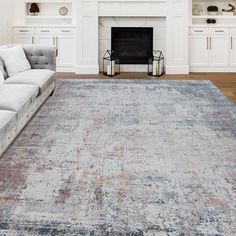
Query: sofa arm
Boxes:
[{"xmin": 23, "ymin": 45, "xmax": 57, "ymax": 71}]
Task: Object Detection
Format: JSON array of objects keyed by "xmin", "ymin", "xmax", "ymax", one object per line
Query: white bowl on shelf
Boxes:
[
  {"xmin": 222, "ymin": 11, "xmax": 235, "ymax": 16},
  {"xmin": 207, "ymin": 12, "xmax": 218, "ymax": 16}
]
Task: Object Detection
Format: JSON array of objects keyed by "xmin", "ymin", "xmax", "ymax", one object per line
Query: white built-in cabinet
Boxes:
[
  {"xmin": 13, "ymin": 27, "xmax": 76, "ymax": 72},
  {"xmin": 230, "ymin": 29, "xmax": 236, "ymax": 67},
  {"xmin": 189, "ymin": 27, "xmax": 236, "ymax": 72},
  {"xmin": 210, "ymin": 33, "xmax": 229, "ymax": 67}
]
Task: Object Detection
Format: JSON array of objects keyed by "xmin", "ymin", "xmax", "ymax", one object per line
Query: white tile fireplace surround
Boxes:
[
  {"xmin": 77, "ymin": 0, "xmax": 189, "ymax": 75},
  {"xmin": 99, "ymin": 17, "xmax": 166, "ymax": 72}
]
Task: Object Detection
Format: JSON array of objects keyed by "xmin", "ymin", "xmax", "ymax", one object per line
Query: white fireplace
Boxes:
[
  {"xmin": 99, "ymin": 17, "xmax": 166, "ymax": 72},
  {"xmin": 76, "ymin": 0, "xmax": 189, "ymax": 75}
]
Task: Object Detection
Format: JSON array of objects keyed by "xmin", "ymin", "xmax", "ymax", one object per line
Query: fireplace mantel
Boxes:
[
  {"xmin": 98, "ymin": 0, "xmax": 167, "ymax": 17},
  {"xmin": 76, "ymin": 0, "xmax": 189, "ymax": 74}
]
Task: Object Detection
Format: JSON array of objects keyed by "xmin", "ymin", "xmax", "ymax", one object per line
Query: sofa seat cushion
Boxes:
[
  {"xmin": 0, "ymin": 84, "xmax": 39, "ymax": 118},
  {"xmin": 5, "ymin": 69, "xmax": 55, "ymax": 94},
  {"xmin": 0, "ymin": 110, "xmax": 17, "ymax": 140}
]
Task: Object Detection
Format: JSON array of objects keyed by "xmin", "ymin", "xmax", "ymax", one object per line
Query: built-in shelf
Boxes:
[
  {"xmin": 24, "ymin": 0, "xmax": 75, "ymax": 25},
  {"xmin": 193, "ymin": 15, "xmax": 236, "ymax": 19},
  {"xmin": 25, "ymin": 16, "xmax": 72, "ymax": 19},
  {"xmin": 191, "ymin": 0, "xmax": 236, "ymax": 26},
  {"xmin": 25, "ymin": 0, "xmax": 73, "ymax": 3}
]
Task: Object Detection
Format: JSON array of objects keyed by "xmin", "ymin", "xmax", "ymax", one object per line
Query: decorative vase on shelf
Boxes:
[
  {"xmin": 207, "ymin": 6, "xmax": 219, "ymax": 16},
  {"xmin": 222, "ymin": 4, "xmax": 235, "ymax": 16},
  {"xmin": 29, "ymin": 3, "xmax": 40, "ymax": 16},
  {"xmin": 59, "ymin": 7, "xmax": 69, "ymax": 16},
  {"xmin": 192, "ymin": 5, "xmax": 203, "ymax": 16}
]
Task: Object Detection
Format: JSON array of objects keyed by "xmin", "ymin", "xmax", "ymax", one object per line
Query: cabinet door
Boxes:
[
  {"xmin": 56, "ymin": 35, "xmax": 76, "ymax": 68},
  {"xmin": 34, "ymin": 35, "xmax": 55, "ymax": 46},
  {"xmin": 189, "ymin": 35, "xmax": 209, "ymax": 67},
  {"xmin": 14, "ymin": 35, "xmax": 34, "ymax": 45},
  {"xmin": 209, "ymin": 35, "xmax": 229, "ymax": 66},
  {"xmin": 230, "ymin": 35, "xmax": 236, "ymax": 66}
]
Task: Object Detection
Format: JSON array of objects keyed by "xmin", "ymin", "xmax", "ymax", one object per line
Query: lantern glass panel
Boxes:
[
  {"xmin": 148, "ymin": 50, "xmax": 165, "ymax": 77},
  {"xmin": 103, "ymin": 50, "xmax": 120, "ymax": 77}
]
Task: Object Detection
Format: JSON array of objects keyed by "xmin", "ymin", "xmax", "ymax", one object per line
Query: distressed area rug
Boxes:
[{"xmin": 0, "ymin": 80, "xmax": 236, "ymax": 235}]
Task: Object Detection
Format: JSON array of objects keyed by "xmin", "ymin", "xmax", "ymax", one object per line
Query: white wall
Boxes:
[
  {"xmin": 12, "ymin": 0, "xmax": 27, "ymax": 26},
  {"xmin": 0, "ymin": 0, "xmax": 14, "ymax": 44}
]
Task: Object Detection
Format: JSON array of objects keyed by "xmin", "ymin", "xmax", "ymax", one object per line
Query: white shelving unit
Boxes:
[
  {"xmin": 24, "ymin": 0, "xmax": 75, "ymax": 25},
  {"xmin": 189, "ymin": 0, "xmax": 236, "ymax": 72},
  {"xmin": 13, "ymin": 0, "xmax": 77, "ymax": 72},
  {"xmin": 192, "ymin": 15, "xmax": 236, "ymax": 19},
  {"xmin": 191, "ymin": 0, "xmax": 236, "ymax": 25}
]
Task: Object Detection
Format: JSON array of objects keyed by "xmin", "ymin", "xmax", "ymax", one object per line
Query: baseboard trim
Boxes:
[
  {"xmin": 76, "ymin": 65, "xmax": 189, "ymax": 75},
  {"xmin": 165, "ymin": 65, "xmax": 189, "ymax": 74},
  {"xmin": 75, "ymin": 65, "xmax": 99, "ymax": 74},
  {"xmin": 190, "ymin": 67, "xmax": 236, "ymax": 73},
  {"xmin": 57, "ymin": 67, "xmax": 76, "ymax": 73}
]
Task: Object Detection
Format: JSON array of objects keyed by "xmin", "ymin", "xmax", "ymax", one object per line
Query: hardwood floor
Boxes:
[{"xmin": 56, "ymin": 72, "xmax": 236, "ymax": 104}]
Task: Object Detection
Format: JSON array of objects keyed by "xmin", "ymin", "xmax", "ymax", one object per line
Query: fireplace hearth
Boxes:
[{"xmin": 111, "ymin": 27, "xmax": 153, "ymax": 64}]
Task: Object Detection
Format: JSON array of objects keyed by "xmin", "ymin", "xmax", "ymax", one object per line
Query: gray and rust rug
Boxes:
[{"xmin": 0, "ymin": 80, "xmax": 236, "ymax": 235}]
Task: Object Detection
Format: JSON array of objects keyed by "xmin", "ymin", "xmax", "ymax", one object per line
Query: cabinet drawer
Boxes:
[
  {"xmin": 55, "ymin": 28, "xmax": 76, "ymax": 35},
  {"xmin": 209, "ymin": 28, "xmax": 229, "ymax": 35},
  {"xmin": 230, "ymin": 28, "xmax": 236, "ymax": 35},
  {"xmin": 189, "ymin": 28, "xmax": 208, "ymax": 35},
  {"xmin": 35, "ymin": 28, "xmax": 57, "ymax": 35},
  {"xmin": 13, "ymin": 27, "xmax": 34, "ymax": 35}
]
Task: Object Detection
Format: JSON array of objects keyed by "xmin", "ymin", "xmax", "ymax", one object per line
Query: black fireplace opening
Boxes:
[{"xmin": 111, "ymin": 27, "xmax": 153, "ymax": 64}]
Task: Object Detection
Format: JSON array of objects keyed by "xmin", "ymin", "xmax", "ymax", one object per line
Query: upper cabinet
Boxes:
[{"xmin": 24, "ymin": 0, "xmax": 76, "ymax": 26}]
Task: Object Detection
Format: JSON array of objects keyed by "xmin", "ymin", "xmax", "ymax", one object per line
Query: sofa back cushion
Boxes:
[
  {"xmin": 23, "ymin": 45, "xmax": 57, "ymax": 71},
  {"xmin": 0, "ymin": 70, "xmax": 4, "ymax": 85},
  {"xmin": 0, "ymin": 45, "xmax": 31, "ymax": 77},
  {"xmin": 0, "ymin": 57, "xmax": 8, "ymax": 79}
]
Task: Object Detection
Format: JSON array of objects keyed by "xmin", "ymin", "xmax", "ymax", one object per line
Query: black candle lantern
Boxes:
[
  {"xmin": 148, "ymin": 50, "xmax": 165, "ymax": 77},
  {"xmin": 103, "ymin": 50, "xmax": 120, "ymax": 77}
]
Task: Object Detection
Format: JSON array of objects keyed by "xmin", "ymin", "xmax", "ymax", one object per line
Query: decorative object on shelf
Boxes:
[
  {"xmin": 103, "ymin": 50, "xmax": 120, "ymax": 77},
  {"xmin": 206, "ymin": 19, "xmax": 216, "ymax": 24},
  {"xmin": 207, "ymin": 6, "xmax": 219, "ymax": 16},
  {"xmin": 29, "ymin": 3, "xmax": 40, "ymax": 16},
  {"xmin": 222, "ymin": 4, "xmax": 235, "ymax": 16},
  {"xmin": 148, "ymin": 50, "xmax": 165, "ymax": 77},
  {"xmin": 192, "ymin": 4, "xmax": 203, "ymax": 16},
  {"xmin": 59, "ymin": 6, "xmax": 69, "ymax": 16}
]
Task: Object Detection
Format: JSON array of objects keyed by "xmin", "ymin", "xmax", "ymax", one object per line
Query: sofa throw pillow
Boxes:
[
  {"xmin": 0, "ymin": 57, "xmax": 8, "ymax": 79},
  {"xmin": 0, "ymin": 70, "xmax": 4, "ymax": 85},
  {"xmin": 0, "ymin": 45, "xmax": 31, "ymax": 77}
]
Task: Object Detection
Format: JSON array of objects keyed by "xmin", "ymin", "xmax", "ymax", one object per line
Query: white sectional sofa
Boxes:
[{"xmin": 0, "ymin": 45, "xmax": 57, "ymax": 157}]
